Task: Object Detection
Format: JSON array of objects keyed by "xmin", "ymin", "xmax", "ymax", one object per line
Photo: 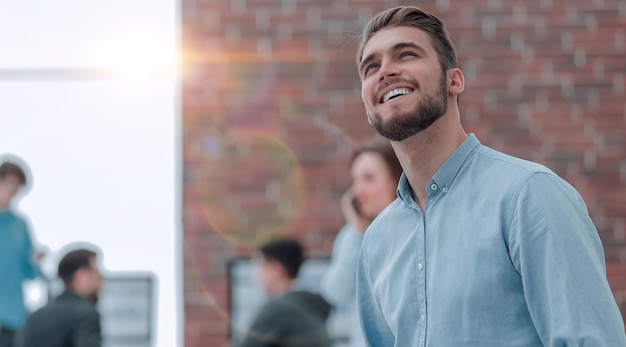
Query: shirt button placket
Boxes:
[{"xmin": 418, "ymin": 213, "xmax": 427, "ymax": 346}]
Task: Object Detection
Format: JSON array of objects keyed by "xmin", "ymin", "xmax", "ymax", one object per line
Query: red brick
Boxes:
[{"xmin": 182, "ymin": 1, "xmax": 626, "ymax": 344}]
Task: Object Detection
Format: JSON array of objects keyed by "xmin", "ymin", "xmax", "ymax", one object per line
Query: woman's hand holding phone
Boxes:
[{"xmin": 341, "ymin": 191, "xmax": 371, "ymax": 233}]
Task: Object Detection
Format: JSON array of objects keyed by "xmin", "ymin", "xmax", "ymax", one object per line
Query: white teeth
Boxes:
[{"xmin": 383, "ymin": 88, "xmax": 412, "ymax": 103}]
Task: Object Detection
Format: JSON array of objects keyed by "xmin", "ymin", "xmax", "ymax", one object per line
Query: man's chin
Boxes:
[
  {"xmin": 372, "ymin": 109, "xmax": 444, "ymax": 141},
  {"xmin": 373, "ymin": 119, "xmax": 422, "ymax": 142}
]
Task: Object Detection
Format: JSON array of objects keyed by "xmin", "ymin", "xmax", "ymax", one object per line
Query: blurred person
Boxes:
[
  {"xmin": 18, "ymin": 248, "xmax": 103, "ymax": 347},
  {"xmin": 0, "ymin": 158, "xmax": 43, "ymax": 347},
  {"xmin": 238, "ymin": 239, "xmax": 331, "ymax": 347},
  {"xmin": 320, "ymin": 139, "xmax": 402, "ymax": 346},
  {"xmin": 355, "ymin": 6, "xmax": 626, "ymax": 346}
]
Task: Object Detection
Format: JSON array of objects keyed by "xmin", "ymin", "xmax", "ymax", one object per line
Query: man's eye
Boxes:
[
  {"xmin": 400, "ymin": 51, "xmax": 416, "ymax": 58},
  {"xmin": 364, "ymin": 64, "xmax": 378, "ymax": 75}
]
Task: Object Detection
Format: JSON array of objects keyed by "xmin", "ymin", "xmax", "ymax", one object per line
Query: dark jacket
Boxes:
[
  {"xmin": 238, "ymin": 290, "xmax": 332, "ymax": 347},
  {"xmin": 17, "ymin": 290, "xmax": 101, "ymax": 347}
]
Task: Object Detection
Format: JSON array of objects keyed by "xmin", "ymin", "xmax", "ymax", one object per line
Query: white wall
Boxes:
[{"xmin": 0, "ymin": 1, "xmax": 180, "ymax": 346}]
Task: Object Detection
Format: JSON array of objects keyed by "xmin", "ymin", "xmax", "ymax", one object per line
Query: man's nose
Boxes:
[{"xmin": 378, "ymin": 62, "xmax": 399, "ymax": 81}]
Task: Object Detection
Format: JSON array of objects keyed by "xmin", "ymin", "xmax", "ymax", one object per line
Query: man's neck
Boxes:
[
  {"xmin": 392, "ymin": 111, "xmax": 467, "ymax": 211},
  {"xmin": 67, "ymin": 287, "xmax": 97, "ymax": 303},
  {"xmin": 268, "ymin": 279, "xmax": 295, "ymax": 297}
]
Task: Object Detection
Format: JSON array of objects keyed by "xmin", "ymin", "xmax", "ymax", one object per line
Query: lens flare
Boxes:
[{"xmin": 199, "ymin": 130, "xmax": 303, "ymax": 247}]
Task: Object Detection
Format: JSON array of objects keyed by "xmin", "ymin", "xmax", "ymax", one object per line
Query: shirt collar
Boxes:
[{"xmin": 397, "ymin": 134, "xmax": 481, "ymax": 204}]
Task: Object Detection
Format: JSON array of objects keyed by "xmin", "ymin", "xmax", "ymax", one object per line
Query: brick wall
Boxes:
[{"xmin": 181, "ymin": 0, "xmax": 626, "ymax": 345}]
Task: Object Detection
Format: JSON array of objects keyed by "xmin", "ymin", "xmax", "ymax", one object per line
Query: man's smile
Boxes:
[{"xmin": 380, "ymin": 88, "xmax": 414, "ymax": 103}]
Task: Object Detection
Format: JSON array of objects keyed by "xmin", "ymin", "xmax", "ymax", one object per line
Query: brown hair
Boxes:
[
  {"xmin": 356, "ymin": 6, "xmax": 457, "ymax": 74},
  {"xmin": 0, "ymin": 162, "xmax": 26, "ymax": 186},
  {"xmin": 351, "ymin": 139, "xmax": 403, "ymax": 183}
]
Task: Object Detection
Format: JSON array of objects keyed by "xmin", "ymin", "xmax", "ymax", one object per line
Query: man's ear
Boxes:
[{"xmin": 448, "ymin": 68, "xmax": 465, "ymax": 96}]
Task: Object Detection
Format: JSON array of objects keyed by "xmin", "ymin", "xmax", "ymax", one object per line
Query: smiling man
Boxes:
[{"xmin": 355, "ymin": 6, "xmax": 626, "ymax": 347}]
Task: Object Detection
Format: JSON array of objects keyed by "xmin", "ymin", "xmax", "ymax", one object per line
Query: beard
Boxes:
[{"xmin": 370, "ymin": 73, "xmax": 449, "ymax": 142}]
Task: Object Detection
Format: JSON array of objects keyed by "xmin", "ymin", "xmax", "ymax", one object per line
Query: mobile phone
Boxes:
[{"xmin": 351, "ymin": 196, "xmax": 362, "ymax": 216}]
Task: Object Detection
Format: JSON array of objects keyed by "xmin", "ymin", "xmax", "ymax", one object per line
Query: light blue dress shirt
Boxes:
[{"xmin": 356, "ymin": 134, "xmax": 626, "ymax": 347}]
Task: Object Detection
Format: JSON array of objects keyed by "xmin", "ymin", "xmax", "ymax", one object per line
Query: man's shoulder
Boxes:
[
  {"xmin": 26, "ymin": 299, "xmax": 68, "ymax": 323},
  {"xmin": 246, "ymin": 295, "xmax": 293, "ymax": 333},
  {"xmin": 257, "ymin": 291, "xmax": 329, "ymax": 318},
  {"xmin": 46, "ymin": 292, "xmax": 98, "ymax": 316},
  {"xmin": 474, "ymin": 145, "xmax": 553, "ymax": 176},
  {"xmin": 363, "ymin": 198, "xmax": 405, "ymax": 238},
  {"xmin": 259, "ymin": 293, "xmax": 297, "ymax": 314},
  {"xmin": 0, "ymin": 209, "xmax": 28, "ymax": 226},
  {"xmin": 471, "ymin": 145, "xmax": 574, "ymax": 198}
]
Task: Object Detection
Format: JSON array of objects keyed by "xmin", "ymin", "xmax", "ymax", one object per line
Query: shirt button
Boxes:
[
  {"xmin": 442, "ymin": 187, "xmax": 448, "ymax": 193},
  {"xmin": 417, "ymin": 262, "xmax": 423, "ymax": 270},
  {"xmin": 431, "ymin": 184, "xmax": 438, "ymax": 190},
  {"xmin": 421, "ymin": 315, "xmax": 425, "ymax": 321}
]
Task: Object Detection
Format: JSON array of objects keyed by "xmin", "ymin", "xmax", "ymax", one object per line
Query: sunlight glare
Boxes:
[{"xmin": 100, "ymin": 40, "xmax": 176, "ymax": 79}]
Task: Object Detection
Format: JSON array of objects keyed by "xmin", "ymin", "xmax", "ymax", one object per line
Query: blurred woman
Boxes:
[{"xmin": 321, "ymin": 139, "xmax": 402, "ymax": 347}]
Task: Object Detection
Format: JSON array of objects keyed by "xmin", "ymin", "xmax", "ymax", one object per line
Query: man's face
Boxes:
[
  {"xmin": 0, "ymin": 174, "xmax": 23, "ymax": 208},
  {"xmin": 359, "ymin": 26, "xmax": 449, "ymax": 141},
  {"xmin": 256, "ymin": 257, "xmax": 281, "ymax": 297},
  {"xmin": 85, "ymin": 257, "xmax": 104, "ymax": 302}
]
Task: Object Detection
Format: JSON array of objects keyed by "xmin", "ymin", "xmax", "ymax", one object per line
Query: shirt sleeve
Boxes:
[
  {"xmin": 508, "ymin": 172, "xmax": 626, "ymax": 346},
  {"xmin": 73, "ymin": 308, "xmax": 102, "ymax": 347},
  {"xmin": 320, "ymin": 224, "xmax": 364, "ymax": 306},
  {"xmin": 356, "ymin": 243, "xmax": 394, "ymax": 346}
]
